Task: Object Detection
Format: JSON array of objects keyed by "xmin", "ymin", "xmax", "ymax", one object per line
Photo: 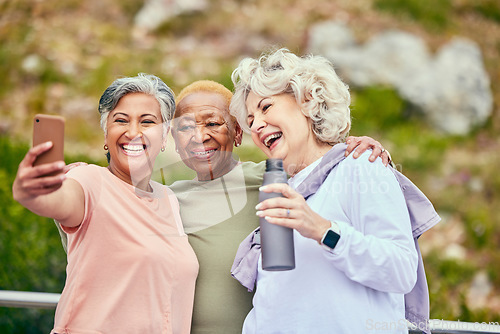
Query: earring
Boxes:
[
  {"xmin": 161, "ymin": 147, "xmax": 165, "ymax": 152},
  {"xmin": 104, "ymin": 144, "xmax": 108, "ymax": 150},
  {"xmin": 235, "ymin": 142, "xmax": 240, "ymax": 147}
]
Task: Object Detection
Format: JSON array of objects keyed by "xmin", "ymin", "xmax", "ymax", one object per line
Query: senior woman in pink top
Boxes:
[{"xmin": 12, "ymin": 73, "xmax": 198, "ymax": 333}]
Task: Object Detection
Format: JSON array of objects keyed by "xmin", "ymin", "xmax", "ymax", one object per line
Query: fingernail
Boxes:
[
  {"xmin": 256, "ymin": 211, "xmax": 263, "ymax": 217},
  {"xmin": 353, "ymin": 152, "xmax": 358, "ymax": 158},
  {"xmin": 259, "ymin": 186, "xmax": 268, "ymax": 191},
  {"xmin": 255, "ymin": 203, "xmax": 262, "ymax": 210},
  {"xmin": 57, "ymin": 162, "xmax": 65, "ymax": 169}
]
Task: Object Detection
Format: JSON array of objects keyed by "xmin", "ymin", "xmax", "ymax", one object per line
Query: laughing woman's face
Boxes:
[
  {"xmin": 172, "ymin": 92, "xmax": 242, "ymax": 181},
  {"xmin": 105, "ymin": 92, "xmax": 165, "ymax": 186},
  {"xmin": 245, "ymin": 91, "xmax": 326, "ymax": 176}
]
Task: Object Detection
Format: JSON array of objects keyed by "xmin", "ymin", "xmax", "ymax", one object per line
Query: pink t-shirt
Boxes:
[{"xmin": 52, "ymin": 165, "xmax": 198, "ymax": 334}]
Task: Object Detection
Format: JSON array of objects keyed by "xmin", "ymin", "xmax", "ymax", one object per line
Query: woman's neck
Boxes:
[
  {"xmin": 107, "ymin": 165, "xmax": 153, "ymax": 192},
  {"xmin": 286, "ymin": 142, "xmax": 333, "ymax": 177},
  {"xmin": 196, "ymin": 157, "xmax": 239, "ymax": 181}
]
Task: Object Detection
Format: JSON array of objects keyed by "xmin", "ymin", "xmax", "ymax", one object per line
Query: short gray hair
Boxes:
[
  {"xmin": 98, "ymin": 73, "xmax": 175, "ymax": 137},
  {"xmin": 230, "ymin": 48, "xmax": 351, "ymax": 145}
]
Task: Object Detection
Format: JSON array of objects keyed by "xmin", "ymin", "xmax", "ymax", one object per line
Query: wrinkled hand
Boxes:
[
  {"xmin": 12, "ymin": 141, "xmax": 66, "ymax": 204},
  {"xmin": 256, "ymin": 183, "xmax": 331, "ymax": 243},
  {"xmin": 345, "ymin": 135, "xmax": 392, "ymax": 166}
]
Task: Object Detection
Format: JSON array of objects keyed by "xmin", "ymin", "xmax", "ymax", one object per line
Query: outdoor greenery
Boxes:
[
  {"xmin": 0, "ymin": 138, "xmax": 105, "ymax": 333},
  {"xmin": 1, "ymin": 0, "xmax": 499, "ymax": 332},
  {"xmin": 374, "ymin": 0, "xmax": 453, "ymax": 31},
  {"xmin": 0, "ymin": 138, "xmax": 65, "ymax": 334}
]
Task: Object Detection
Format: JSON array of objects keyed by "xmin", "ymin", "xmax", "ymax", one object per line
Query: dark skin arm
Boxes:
[{"xmin": 345, "ymin": 135, "xmax": 392, "ymax": 167}]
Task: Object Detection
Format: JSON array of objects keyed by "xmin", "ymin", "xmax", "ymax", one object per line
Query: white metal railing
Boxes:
[
  {"xmin": 0, "ymin": 290, "xmax": 60, "ymax": 308},
  {"xmin": 0, "ymin": 290, "xmax": 499, "ymax": 333}
]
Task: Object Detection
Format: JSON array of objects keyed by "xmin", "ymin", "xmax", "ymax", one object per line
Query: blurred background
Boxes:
[{"xmin": 1, "ymin": 0, "xmax": 499, "ymax": 332}]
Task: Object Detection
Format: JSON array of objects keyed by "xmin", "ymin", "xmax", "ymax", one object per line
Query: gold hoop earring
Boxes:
[{"xmin": 104, "ymin": 144, "xmax": 108, "ymax": 150}]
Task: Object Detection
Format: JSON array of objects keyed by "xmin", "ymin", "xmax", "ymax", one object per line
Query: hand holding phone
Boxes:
[{"xmin": 32, "ymin": 114, "xmax": 65, "ymax": 175}]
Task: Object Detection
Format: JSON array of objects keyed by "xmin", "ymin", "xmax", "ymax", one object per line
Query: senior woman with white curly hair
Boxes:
[{"xmin": 229, "ymin": 49, "xmax": 440, "ymax": 333}]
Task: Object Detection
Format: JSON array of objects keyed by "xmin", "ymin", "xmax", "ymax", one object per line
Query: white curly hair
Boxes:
[{"xmin": 230, "ymin": 48, "xmax": 351, "ymax": 145}]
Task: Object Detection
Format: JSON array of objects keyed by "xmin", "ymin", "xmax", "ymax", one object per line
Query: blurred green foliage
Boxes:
[
  {"xmin": 374, "ymin": 0, "xmax": 453, "ymax": 31},
  {"xmin": 470, "ymin": 0, "xmax": 500, "ymax": 23},
  {"xmin": 0, "ymin": 137, "xmax": 105, "ymax": 332},
  {"xmin": 0, "ymin": 137, "xmax": 66, "ymax": 333},
  {"xmin": 350, "ymin": 87, "xmax": 452, "ymax": 177},
  {"xmin": 350, "ymin": 87, "xmax": 500, "ymax": 322},
  {"xmin": 425, "ymin": 252, "xmax": 477, "ymax": 319}
]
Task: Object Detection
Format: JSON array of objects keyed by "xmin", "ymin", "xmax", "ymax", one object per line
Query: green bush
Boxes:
[
  {"xmin": 0, "ymin": 136, "xmax": 107, "ymax": 333},
  {"xmin": 350, "ymin": 87, "xmax": 451, "ymax": 175},
  {"xmin": 425, "ymin": 252, "xmax": 476, "ymax": 320},
  {"xmin": 0, "ymin": 137, "xmax": 67, "ymax": 333},
  {"xmin": 472, "ymin": 0, "xmax": 500, "ymax": 23},
  {"xmin": 374, "ymin": 0, "xmax": 453, "ymax": 31}
]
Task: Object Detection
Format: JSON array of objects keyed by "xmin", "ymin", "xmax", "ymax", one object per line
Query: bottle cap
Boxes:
[{"xmin": 265, "ymin": 159, "xmax": 283, "ymax": 172}]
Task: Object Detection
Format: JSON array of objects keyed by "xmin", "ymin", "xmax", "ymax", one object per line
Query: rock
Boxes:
[
  {"xmin": 308, "ymin": 23, "xmax": 431, "ymax": 88},
  {"xmin": 22, "ymin": 54, "xmax": 43, "ymax": 74},
  {"xmin": 307, "ymin": 21, "xmax": 356, "ymax": 56},
  {"xmin": 358, "ymin": 31, "xmax": 431, "ymax": 87},
  {"xmin": 307, "ymin": 21, "xmax": 494, "ymax": 135},
  {"xmin": 306, "ymin": 21, "xmax": 363, "ymax": 85},
  {"xmin": 134, "ymin": 0, "xmax": 208, "ymax": 33},
  {"xmin": 466, "ymin": 271, "xmax": 492, "ymax": 310},
  {"xmin": 399, "ymin": 38, "xmax": 494, "ymax": 135},
  {"xmin": 444, "ymin": 243, "xmax": 467, "ymax": 260}
]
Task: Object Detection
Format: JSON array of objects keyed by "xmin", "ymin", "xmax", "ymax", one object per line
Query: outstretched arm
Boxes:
[{"xmin": 12, "ymin": 141, "xmax": 85, "ymax": 228}]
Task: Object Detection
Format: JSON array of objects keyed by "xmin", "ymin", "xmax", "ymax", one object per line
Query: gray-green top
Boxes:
[{"xmin": 169, "ymin": 161, "xmax": 264, "ymax": 334}]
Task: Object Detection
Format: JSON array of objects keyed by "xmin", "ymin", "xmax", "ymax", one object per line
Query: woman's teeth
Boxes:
[
  {"xmin": 264, "ymin": 133, "xmax": 282, "ymax": 148},
  {"xmin": 122, "ymin": 144, "xmax": 145, "ymax": 155},
  {"xmin": 193, "ymin": 149, "xmax": 216, "ymax": 157}
]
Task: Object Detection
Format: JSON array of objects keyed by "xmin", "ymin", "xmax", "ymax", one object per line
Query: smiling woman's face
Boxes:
[
  {"xmin": 105, "ymin": 92, "xmax": 165, "ymax": 186},
  {"xmin": 246, "ymin": 91, "xmax": 329, "ymax": 175},
  {"xmin": 172, "ymin": 92, "xmax": 242, "ymax": 181}
]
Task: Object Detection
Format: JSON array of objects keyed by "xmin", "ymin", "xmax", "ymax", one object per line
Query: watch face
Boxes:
[{"xmin": 323, "ymin": 230, "xmax": 340, "ymax": 249}]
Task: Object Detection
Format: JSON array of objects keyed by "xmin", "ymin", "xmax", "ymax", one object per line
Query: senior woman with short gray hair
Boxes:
[
  {"xmin": 230, "ymin": 49, "xmax": 439, "ymax": 333},
  {"xmin": 13, "ymin": 73, "xmax": 198, "ymax": 333}
]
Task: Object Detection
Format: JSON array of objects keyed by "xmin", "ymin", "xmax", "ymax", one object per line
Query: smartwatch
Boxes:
[{"xmin": 320, "ymin": 221, "xmax": 341, "ymax": 250}]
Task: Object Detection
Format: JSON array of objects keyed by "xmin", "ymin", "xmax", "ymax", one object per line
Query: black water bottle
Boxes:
[{"xmin": 259, "ymin": 159, "xmax": 295, "ymax": 271}]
